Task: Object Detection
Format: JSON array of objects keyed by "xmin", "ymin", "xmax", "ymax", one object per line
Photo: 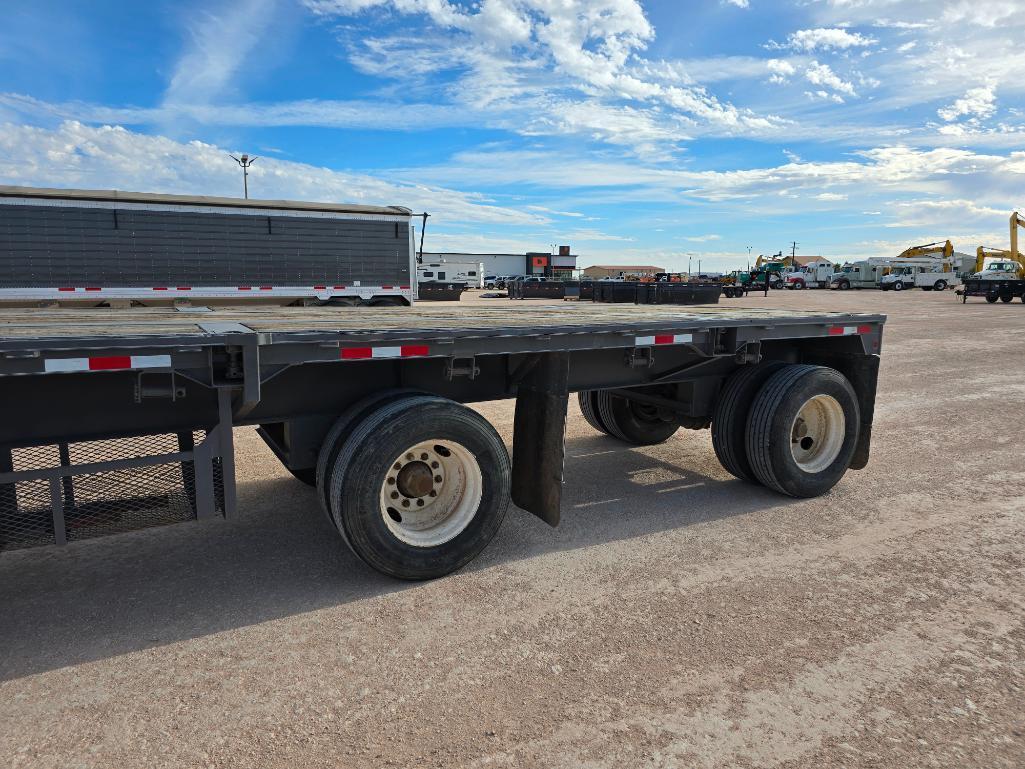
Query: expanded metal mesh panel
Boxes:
[
  {"xmin": 0, "ymin": 204, "xmax": 411, "ymax": 287},
  {"xmin": 0, "ymin": 479, "xmax": 54, "ymax": 549},
  {"xmin": 0, "ymin": 432, "xmax": 223, "ymax": 552}
]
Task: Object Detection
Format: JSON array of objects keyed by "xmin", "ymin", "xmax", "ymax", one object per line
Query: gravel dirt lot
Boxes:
[{"xmin": 1, "ymin": 288, "xmax": 1023, "ymax": 768}]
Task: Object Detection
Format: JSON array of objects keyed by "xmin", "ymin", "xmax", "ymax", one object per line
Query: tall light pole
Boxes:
[
  {"xmin": 229, "ymin": 153, "xmax": 257, "ymax": 199},
  {"xmin": 747, "ymin": 245, "xmax": 753, "ymax": 271}
]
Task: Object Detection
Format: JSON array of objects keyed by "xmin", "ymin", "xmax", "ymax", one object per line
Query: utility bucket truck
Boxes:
[{"xmin": 873, "ymin": 257, "xmax": 958, "ymax": 291}]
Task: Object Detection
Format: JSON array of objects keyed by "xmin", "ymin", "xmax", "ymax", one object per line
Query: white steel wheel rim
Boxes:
[
  {"xmin": 379, "ymin": 439, "xmax": 483, "ymax": 547},
  {"xmin": 789, "ymin": 395, "xmax": 845, "ymax": 474}
]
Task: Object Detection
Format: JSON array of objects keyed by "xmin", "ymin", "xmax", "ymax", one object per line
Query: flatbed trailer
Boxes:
[
  {"xmin": 958, "ymin": 278, "xmax": 1025, "ymax": 303},
  {"xmin": 0, "ymin": 303, "xmax": 884, "ymax": 579}
]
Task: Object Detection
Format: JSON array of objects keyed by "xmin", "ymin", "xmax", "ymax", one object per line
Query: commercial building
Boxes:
[
  {"xmin": 582, "ymin": 264, "xmax": 666, "ymax": 279},
  {"xmin": 421, "ymin": 247, "xmax": 577, "ymax": 279}
]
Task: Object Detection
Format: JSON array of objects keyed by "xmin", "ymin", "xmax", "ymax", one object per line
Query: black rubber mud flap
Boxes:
[
  {"xmin": 512, "ymin": 352, "xmax": 570, "ymax": 526},
  {"xmin": 847, "ymin": 354, "xmax": 880, "ymax": 470}
]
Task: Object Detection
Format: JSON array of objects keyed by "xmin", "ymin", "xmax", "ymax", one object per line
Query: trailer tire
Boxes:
[
  {"xmin": 368, "ymin": 297, "xmax": 408, "ymax": 307},
  {"xmin": 577, "ymin": 391, "xmax": 611, "ymax": 436},
  {"xmin": 746, "ymin": 365, "xmax": 860, "ymax": 498},
  {"xmin": 595, "ymin": 390, "xmax": 681, "ymax": 445},
  {"xmin": 711, "ymin": 360, "xmax": 788, "ymax": 482},
  {"xmin": 328, "ymin": 396, "xmax": 510, "ymax": 580},
  {"xmin": 315, "ymin": 389, "xmax": 429, "ymax": 523},
  {"xmin": 1001, "ymin": 294, "xmax": 1014, "ymax": 303},
  {"xmin": 986, "ymin": 294, "xmax": 999, "ymax": 303}
]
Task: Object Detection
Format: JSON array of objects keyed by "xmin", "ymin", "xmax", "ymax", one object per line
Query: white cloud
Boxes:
[
  {"xmin": 815, "ymin": 192, "xmax": 848, "ymax": 201},
  {"xmin": 766, "ymin": 58, "xmax": 796, "ymax": 84},
  {"xmin": 783, "ymin": 27, "xmax": 877, "ymax": 52},
  {"xmin": 301, "ymin": 0, "xmax": 784, "ymax": 152},
  {"xmin": 937, "ymin": 84, "xmax": 997, "ymax": 122},
  {"xmin": 683, "ymin": 234, "xmax": 722, "ymax": 242},
  {"xmin": 163, "ymin": 0, "xmax": 281, "ymax": 108},
  {"xmin": 0, "ymin": 120, "xmax": 547, "ymax": 226},
  {"xmin": 805, "ymin": 61, "xmax": 856, "ymax": 98}
]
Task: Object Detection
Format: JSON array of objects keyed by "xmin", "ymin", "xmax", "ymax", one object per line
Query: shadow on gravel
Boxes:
[{"xmin": 0, "ymin": 432, "xmax": 796, "ymax": 681}]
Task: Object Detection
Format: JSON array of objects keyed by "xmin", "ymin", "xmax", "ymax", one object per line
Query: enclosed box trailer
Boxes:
[
  {"xmin": 0, "ymin": 186, "xmax": 416, "ymax": 307},
  {"xmin": 0, "ymin": 303, "xmax": 884, "ymax": 580}
]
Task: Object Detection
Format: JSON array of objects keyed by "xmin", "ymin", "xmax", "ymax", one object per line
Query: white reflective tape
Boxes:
[
  {"xmin": 44, "ymin": 358, "xmax": 89, "ymax": 372},
  {"xmin": 371, "ymin": 347, "xmax": 402, "ymax": 358},
  {"xmin": 842, "ymin": 326, "xmax": 858, "ymax": 336},
  {"xmin": 635, "ymin": 335, "xmax": 656, "ymax": 346},
  {"xmin": 131, "ymin": 355, "xmax": 172, "ymax": 369},
  {"xmin": 673, "ymin": 334, "xmax": 693, "ymax": 343}
]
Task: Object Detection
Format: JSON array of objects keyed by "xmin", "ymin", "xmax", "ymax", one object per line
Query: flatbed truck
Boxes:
[{"xmin": 0, "ymin": 303, "xmax": 884, "ymax": 580}]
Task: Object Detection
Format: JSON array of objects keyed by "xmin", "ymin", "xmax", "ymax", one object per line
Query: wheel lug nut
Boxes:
[
  {"xmin": 393, "ymin": 463, "xmax": 402, "ymax": 471},
  {"xmin": 434, "ymin": 475, "xmax": 442, "ymax": 483},
  {"xmin": 390, "ymin": 491, "xmax": 398, "ymax": 500},
  {"xmin": 420, "ymin": 452, "xmax": 428, "ymax": 460},
  {"xmin": 429, "ymin": 490, "xmax": 437, "ymax": 497},
  {"xmin": 416, "ymin": 499, "xmax": 424, "ymax": 506},
  {"xmin": 386, "ymin": 477, "xmax": 395, "ymax": 485},
  {"xmin": 401, "ymin": 499, "xmax": 409, "ymax": 508},
  {"xmin": 431, "ymin": 461, "xmax": 439, "ymax": 469},
  {"xmin": 406, "ymin": 453, "xmax": 414, "ymax": 461}
]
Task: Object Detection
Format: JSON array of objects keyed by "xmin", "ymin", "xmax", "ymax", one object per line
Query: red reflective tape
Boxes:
[
  {"xmin": 58, "ymin": 287, "xmax": 75, "ymax": 292},
  {"xmin": 88, "ymin": 356, "xmax": 131, "ymax": 371},
  {"xmin": 857, "ymin": 324, "xmax": 872, "ymax": 334},
  {"xmin": 828, "ymin": 326, "xmax": 845, "ymax": 336},
  {"xmin": 84, "ymin": 287, "xmax": 102, "ymax": 292},
  {"xmin": 238, "ymin": 286, "xmax": 252, "ymax": 291},
  {"xmin": 341, "ymin": 348, "xmax": 373, "ymax": 360},
  {"xmin": 333, "ymin": 285, "xmax": 346, "ymax": 290},
  {"xmin": 176, "ymin": 287, "xmax": 192, "ymax": 291},
  {"xmin": 654, "ymin": 334, "xmax": 674, "ymax": 345},
  {"xmin": 401, "ymin": 345, "xmax": 429, "ymax": 357},
  {"xmin": 400, "ymin": 285, "xmax": 411, "ymax": 290},
  {"xmin": 314, "ymin": 285, "xmax": 327, "ymax": 290},
  {"xmin": 152, "ymin": 287, "xmax": 168, "ymax": 291},
  {"xmin": 259, "ymin": 286, "xmax": 273, "ymax": 291},
  {"xmin": 381, "ymin": 285, "xmax": 393, "ymax": 290}
]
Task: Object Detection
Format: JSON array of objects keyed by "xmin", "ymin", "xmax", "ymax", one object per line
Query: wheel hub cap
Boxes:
[
  {"xmin": 789, "ymin": 395, "xmax": 845, "ymax": 474},
  {"xmin": 396, "ymin": 461, "xmax": 434, "ymax": 498},
  {"xmin": 379, "ymin": 441, "xmax": 483, "ymax": 548}
]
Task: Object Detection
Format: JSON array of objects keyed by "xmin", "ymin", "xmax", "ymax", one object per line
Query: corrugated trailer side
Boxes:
[{"xmin": 0, "ymin": 186, "xmax": 416, "ymax": 306}]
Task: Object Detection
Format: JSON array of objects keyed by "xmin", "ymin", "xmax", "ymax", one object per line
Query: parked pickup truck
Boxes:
[{"xmin": 0, "ymin": 304, "xmax": 883, "ymax": 580}]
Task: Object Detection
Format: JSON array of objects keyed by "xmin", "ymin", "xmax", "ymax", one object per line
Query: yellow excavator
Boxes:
[
  {"xmin": 972, "ymin": 213, "xmax": 1025, "ymax": 279},
  {"xmin": 896, "ymin": 239, "xmax": 954, "ymax": 260}
]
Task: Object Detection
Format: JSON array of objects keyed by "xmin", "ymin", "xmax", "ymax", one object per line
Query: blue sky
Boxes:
[{"xmin": 2, "ymin": 0, "xmax": 1024, "ymax": 270}]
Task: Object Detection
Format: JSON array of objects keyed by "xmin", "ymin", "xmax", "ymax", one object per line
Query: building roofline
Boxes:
[{"xmin": 0, "ymin": 185, "xmax": 412, "ymax": 217}]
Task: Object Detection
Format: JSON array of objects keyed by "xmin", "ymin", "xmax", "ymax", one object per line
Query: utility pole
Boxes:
[
  {"xmin": 229, "ymin": 153, "xmax": 258, "ymax": 199},
  {"xmin": 747, "ymin": 245, "xmax": 753, "ymax": 271},
  {"xmin": 791, "ymin": 241, "xmax": 798, "ymax": 260},
  {"xmin": 417, "ymin": 212, "xmax": 430, "ymax": 264}
]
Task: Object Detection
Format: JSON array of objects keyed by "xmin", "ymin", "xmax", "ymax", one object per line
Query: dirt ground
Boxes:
[{"xmin": 1, "ymin": 288, "xmax": 1023, "ymax": 768}]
